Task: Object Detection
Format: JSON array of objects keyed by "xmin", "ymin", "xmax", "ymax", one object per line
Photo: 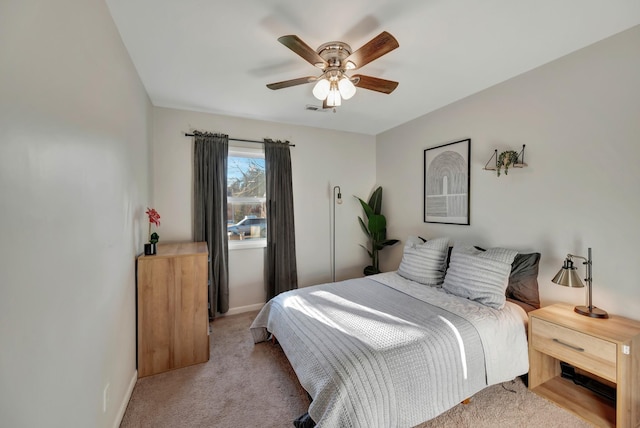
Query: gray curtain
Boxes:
[
  {"xmin": 193, "ymin": 132, "xmax": 229, "ymax": 318},
  {"xmin": 264, "ymin": 140, "xmax": 298, "ymax": 299}
]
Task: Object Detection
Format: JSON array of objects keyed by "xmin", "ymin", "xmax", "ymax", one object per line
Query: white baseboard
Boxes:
[
  {"xmin": 113, "ymin": 370, "xmax": 137, "ymax": 428},
  {"xmin": 219, "ymin": 302, "xmax": 264, "ymax": 317}
]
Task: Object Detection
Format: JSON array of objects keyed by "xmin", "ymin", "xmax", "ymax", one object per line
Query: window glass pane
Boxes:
[
  {"xmin": 228, "ymin": 156, "xmax": 265, "ymax": 198},
  {"xmin": 227, "ymin": 151, "xmax": 266, "ymax": 242}
]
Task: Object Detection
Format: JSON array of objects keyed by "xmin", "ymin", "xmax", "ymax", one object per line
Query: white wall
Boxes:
[
  {"xmin": 377, "ymin": 26, "xmax": 640, "ymax": 320},
  {"xmin": 0, "ymin": 1, "xmax": 151, "ymax": 427},
  {"xmin": 152, "ymin": 107, "xmax": 376, "ymax": 312}
]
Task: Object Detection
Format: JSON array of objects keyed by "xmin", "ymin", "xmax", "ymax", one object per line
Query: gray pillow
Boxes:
[
  {"xmin": 397, "ymin": 236, "xmax": 449, "ymax": 286},
  {"xmin": 506, "ymin": 252, "xmax": 541, "ymax": 310},
  {"xmin": 443, "ymin": 244, "xmax": 518, "ymax": 309}
]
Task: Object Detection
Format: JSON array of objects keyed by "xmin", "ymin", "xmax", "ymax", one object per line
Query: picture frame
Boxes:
[{"xmin": 423, "ymin": 138, "xmax": 470, "ymax": 225}]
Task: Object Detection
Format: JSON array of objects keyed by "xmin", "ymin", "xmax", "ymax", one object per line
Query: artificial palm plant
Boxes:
[{"xmin": 356, "ymin": 186, "xmax": 399, "ymax": 276}]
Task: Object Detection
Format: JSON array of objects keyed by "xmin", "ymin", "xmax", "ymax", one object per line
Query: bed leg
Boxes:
[{"xmin": 461, "ymin": 398, "xmax": 471, "ymax": 405}]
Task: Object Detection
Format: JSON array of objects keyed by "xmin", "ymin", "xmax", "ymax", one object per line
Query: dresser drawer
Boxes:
[{"xmin": 530, "ymin": 317, "xmax": 617, "ymax": 382}]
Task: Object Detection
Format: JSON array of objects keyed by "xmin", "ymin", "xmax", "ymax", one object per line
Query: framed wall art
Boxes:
[{"xmin": 423, "ymin": 138, "xmax": 470, "ymax": 225}]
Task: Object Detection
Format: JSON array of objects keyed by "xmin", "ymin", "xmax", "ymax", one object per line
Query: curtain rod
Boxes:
[{"xmin": 184, "ymin": 133, "xmax": 295, "ymax": 147}]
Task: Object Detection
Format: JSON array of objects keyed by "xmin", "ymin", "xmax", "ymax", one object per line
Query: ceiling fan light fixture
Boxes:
[
  {"xmin": 338, "ymin": 77, "xmax": 356, "ymax": 100},
  {"xmin": 312, "ymin": 78, "xmax": 330, "ymax": 100}
]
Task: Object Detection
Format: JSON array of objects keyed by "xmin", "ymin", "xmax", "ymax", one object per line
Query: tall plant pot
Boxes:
[{"xmin": 144, "ymin": 243, "xmax": 157, "ymax": 256}]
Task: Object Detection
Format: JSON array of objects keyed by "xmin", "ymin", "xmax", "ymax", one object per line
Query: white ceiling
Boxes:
[{"xmin": 105, "ymin": 0, "xmax": 640, "ymax": 135}]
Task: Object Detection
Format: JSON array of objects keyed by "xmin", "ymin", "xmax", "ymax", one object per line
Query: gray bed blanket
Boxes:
[{"xmin": 250, "ymin": 276, "xmax": 492, "ymax": 427}]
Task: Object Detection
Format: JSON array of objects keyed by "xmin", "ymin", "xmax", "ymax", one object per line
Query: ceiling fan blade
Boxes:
[
  {"xmin": 352, "ymin": 75, "xmax": 399, "ymax": 94},
  {"xmin": 266, "ymin": 76, "xmax": 316, "ymax": 90},
  {"xmin": 344, "ymin": 31, "xmax": 399, "ymax": 70},
  {"xmin": 278, "ymin": 35, "xmax": 327, "ymax": 69}
]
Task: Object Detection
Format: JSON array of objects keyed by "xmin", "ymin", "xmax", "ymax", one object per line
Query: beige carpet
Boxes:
[{"xmin": 120, "ymin": 311, "xmax": 592, "ymax": 427}]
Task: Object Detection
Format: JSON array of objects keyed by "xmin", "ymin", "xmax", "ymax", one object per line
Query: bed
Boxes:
[{"xmin": 250, "ymin": 238, "xmax": 541, "ymax": 427}]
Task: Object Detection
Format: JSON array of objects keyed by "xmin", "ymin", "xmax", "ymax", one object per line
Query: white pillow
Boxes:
[
  {"xmin": 397, "ymin": 236, "xmax": 449, "ymax": 286},
  {"xmin": 443, "ymin": 244, "xmax": 518, "ymax": 309}
]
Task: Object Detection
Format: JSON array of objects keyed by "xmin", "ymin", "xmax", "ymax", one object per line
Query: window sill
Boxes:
[{"xmin": 228, "ymin": 239, "xmax": 267, "ymax": 251}]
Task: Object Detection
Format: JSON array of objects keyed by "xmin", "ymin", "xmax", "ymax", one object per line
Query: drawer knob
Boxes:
[{"xmin": 553, "ymin": 338, "xmax": 585, "ymax": 352}]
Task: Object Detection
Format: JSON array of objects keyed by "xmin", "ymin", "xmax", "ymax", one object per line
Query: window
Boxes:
[{"xmin": 227, "ymin": 145, "xmax": 266, "ymax": 248}]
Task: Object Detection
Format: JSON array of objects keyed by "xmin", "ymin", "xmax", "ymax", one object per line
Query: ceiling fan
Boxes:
[{"xmin": 266, "ymin": 31, "xmax": 399, "ymax": 107}]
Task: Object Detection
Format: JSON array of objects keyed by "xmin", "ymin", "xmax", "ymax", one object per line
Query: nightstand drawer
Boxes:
[{"xmin": 530, "ymin": 317, "xmax": 616, "ymax": 382}]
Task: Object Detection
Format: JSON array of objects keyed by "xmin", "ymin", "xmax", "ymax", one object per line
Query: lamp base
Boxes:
[{"xmin": 574, "ymin": 305, "xmax": 608, "ymax": 319}]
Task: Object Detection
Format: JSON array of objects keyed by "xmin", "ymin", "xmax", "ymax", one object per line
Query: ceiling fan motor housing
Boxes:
[{"xmin": 315, "ymin": 41, "xmax": 353, "ymax": 69}]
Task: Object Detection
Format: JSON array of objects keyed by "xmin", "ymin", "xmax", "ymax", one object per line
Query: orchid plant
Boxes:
[{"xmin": 146, "ymin": 208, "xmax": 160, "ymax": 244}]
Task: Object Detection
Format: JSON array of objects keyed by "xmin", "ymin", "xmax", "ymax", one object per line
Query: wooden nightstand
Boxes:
[{"xmin": 528, "ymin": 303, "xmax": 640, "ymax": 427}]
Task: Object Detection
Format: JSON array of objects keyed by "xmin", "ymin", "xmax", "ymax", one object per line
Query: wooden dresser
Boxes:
[
  {"xmin": 137, "ymin": 242, "xmax": 209, "ymax": 377},
  {"xmin": 528, "ymin": 303, "xmax": 640, "ymax": 427}
]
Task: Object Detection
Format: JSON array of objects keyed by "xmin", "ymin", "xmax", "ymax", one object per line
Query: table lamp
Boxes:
[{"xmin": 552, "ymin": 247, "xmax": 608, "ymax": 318}]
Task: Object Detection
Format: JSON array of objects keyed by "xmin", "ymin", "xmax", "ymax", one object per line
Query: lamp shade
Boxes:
[
  {"xmin": 326, "ymin": 85, "xmax": 341, "ymax": 107},
  {"xmin": 312, "ymin": 78, "xmax": 330, "ymax": 100},
  {"xmin": 552, "ymin": 259, "xmax": 584, "ymax": 288},
  {"xmin": 338, "ymin": 77, "xmax": 356, "ymax": 100}
]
